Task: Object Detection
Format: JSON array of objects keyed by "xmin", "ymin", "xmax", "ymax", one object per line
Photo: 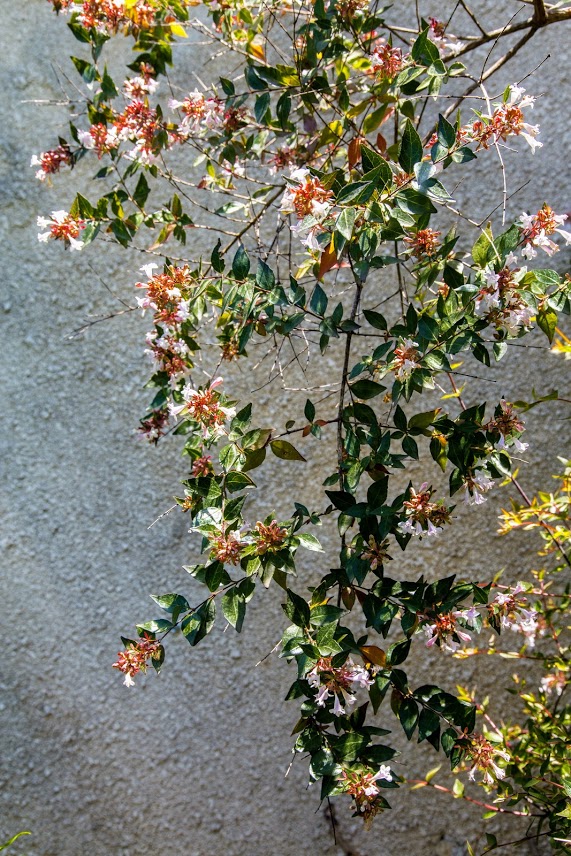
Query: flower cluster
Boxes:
[
  {"xmin": 137, "ymin": 407, "xmax": 171, "ymax": 443},
  {"xmin": 171, "ymin": 377, "xmax": 236, "ymax": 437},
  {"xmin": 307, "ymin": 656, "xmax": 373, "ymax": 715},
  {"xmin": 540, "ymin": 670, "xmax": 567, "ymax": 697},
  {"xmin": 467, "ymin": 733, "xmax": 510, "ymax": 785},
  {"xmin": 77, "ymin": 123, "xmax": 119, "ymax": 157},
  {"xmin": 485, "ymin": 399, "xmax": 528, "ymax": 453},
  {"xmin": 30, "ymin": 145, "xmax": 72, "ymax": 181},
  {"xmin": 113, "ymin": 99, "xmax": 162, "ymax": 164},
  {"xmin": 469, "ymin": 86, "xmax": 541, "ymax": 153},
  {"xmin": 520, "ymin": 204, "xmax": 571, "ymax": 259},
  {"xmin": 136, "ymin": 262, "xmax": 194, "ymax": 325},
  {"xmin": 490, "ymin": 584, "xmax": 540, "ymax": 646},
  {"xmin": 398, "ymin": 483, "xmax": 451, "ymax": 538},
  {"xmin": 280, "ymin": 168, "xmax": 333, "ymax": 220},
  {"xmin": 370, "ymin": 41, "xmax": 407, "ymax": 80},
  {"xmin": 424, "ymin": 611, "xmax": 472, "ymax": 653},
  {"xmin": 208, "ymin": 526, "xmax": 244, "ymax": 564},
  {"xmin": 361, "ymin": 535, "xmax": 391, "ymax": 570},
  {"xmin": 48, "ymin": 0, "xmax": 159, "ymax": 34},
  {"xmin": 391, "ymin": 338, "xmax": 421, "ymax": 381},
  {"xmin": 112, "ymin": 633, "xmax": 161, "ymax": 686},
  {"xmin": 37, "ymin": 210, "xmax": 86, "ymax": 250},
  {"xmin": 475, "ymin": 259, "xmax": 534, "ymax": 336},
  {"xmin": 428, "ymin": 18, "xmax": 464, "ymax": 56},
  {"xmin": 462, "ymin": 469, "xmax": 495, "ymax": 506},
  {"xmin": 136, "ymin": 263, "xmax": 197, "ymax": 400},
  {"xmin": 335, "ymin": 0, "xmax": 370, "ymax": 20},
  {"xmin": 253, "ymin": 520, "xmax": 288, "ymax": 555},
  {"xmin": 404, "ymin": 228, "xmax": 441, "ymax": 259},
  {"xmin": 168, "ymin": 90, "xmax": 224, "ymax": 134},
  {"xmin": 340, "ymin": 766, "xmax": 392, "ymax": 822}
]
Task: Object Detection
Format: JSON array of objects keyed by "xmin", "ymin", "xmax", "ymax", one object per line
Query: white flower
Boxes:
[
  {"xmin": 140, "ymin": 262, "xmax": 159, "ymax": 279},
  {"xmin": 332, "ymin": 695, "xmax": 345, "ymax": 716},
  {"xmin": 374, "ymin": 765, "xmax": 392, "ymax": 782},
  {"xmin": 123, "ymin": 674, "xmax": 135, "ymax": 687}
]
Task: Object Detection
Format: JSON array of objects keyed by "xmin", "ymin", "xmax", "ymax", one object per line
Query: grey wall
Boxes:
[{"xmin": 1, "ymin": 2, "xmax": 569, "ymax": 854}]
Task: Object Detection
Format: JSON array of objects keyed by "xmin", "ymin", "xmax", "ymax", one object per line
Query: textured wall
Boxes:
[{"xmin": 1, "ymin": 2, "xmax": 569, "ymax": 854}]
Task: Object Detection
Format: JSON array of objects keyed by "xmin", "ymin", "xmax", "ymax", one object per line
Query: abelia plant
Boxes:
[{"xmin": 35, "ymin": 0, "xmax": 571, "ymax": 850}]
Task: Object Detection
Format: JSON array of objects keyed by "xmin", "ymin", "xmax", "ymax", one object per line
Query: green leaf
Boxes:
[
  {"xmin": 222, "ymin": 587, "xmax": 246, "ymax": 631},
  {"xmin": 310, "ymin": 283, "xmax": 328, "ymax": 316},
  {"xmin": 254, "ymin": 92, "xmax": 270, "ymax": 123},
  {"xmin": 336, "ymin": 207, "xmax": 357, "ymax": 241},
  {"xmin": 437, "ymin": 114, "xmax": 456, "ymax": 148},
  {"xmin": 325, "ymin": 490, "xmax": 355, "ymax": 511},
  {"xmin": 336, "ymin": 180, "xmax": 376, "ymax": 205},
  {"xmin": 471, "ymin": 227, "xmax": 496, "ymax": 267},
  {"xmin": 270, "ymin": 440, "xmax": 306, "ymax": 461},
  {"xmin": 211, "ymin": 239, "xmax": 225, "ymax": 273},
  {"xmin": 232, "ymin": 245, "xmax": 250, "ymax": 280},
  {"xmin": 133, "ymin": 173, "xmax": 150, "ymax": 207},
  {"xmin": 399, "ymin": 697, "xmax": 419, "ymax": 739},
  {"xmin": 350, "ymin": 379, "xmax": 385, "ymax": 400},
  {"xmin": 256, "ymin": 259, "xmax": 275, "ymax": 290},
  {"xmin": 387, "ymin": 638, "xmax": 411, "ymax": 666},
  {"xmin": 283, "ymin": 589, "xmax": 311, "ymax": 628},
  {"xmin": 150, "ymin": 592, "xmax": 190, "ymax": 615},
  {"xmin": 399, "ymin": 120, "xmax": 423, "ymax": 174},
  {"xmin": 296, "ymin": 533, "xmax": 323, "ymax": 552},
  {"xmin": 411, "ymin": 28, "xmax": 440, "ymax": 65},
  {"xmin": 225, "ymin": 471, "xmax": 255, "ymax": 492},
  {"xmin": 537, "ymin": 307, "xmax": 557, "ymax": 343},
  {"xmin": 363, "ymin": 309, "xmax": 387, "ymax": 330}
]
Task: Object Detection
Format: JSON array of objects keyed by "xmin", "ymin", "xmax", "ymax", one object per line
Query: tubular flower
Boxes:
[
  {"xmin": 428, "ymin": 17, "xmax": 464, "ymax": 55},
  {"xmin": 520, "ymin": 204, "xmax": 571, "ymax": 259},
  {"xmin": 112, "ymin": 633, "xmax": 161, "ymax": 687},
  {"xmin": 37, "ymin": 210, "xmax": 85, "ymax": 250},
  {"xmin": 490, "ymin": 585, "xmax": 542, "ymax": 647},
  {"xmin": 467, "ymin": 733, "xmax": 510, "ymax": 785}
]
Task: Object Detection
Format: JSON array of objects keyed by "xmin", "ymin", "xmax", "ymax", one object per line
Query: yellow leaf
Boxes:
[
  {"xmin": 248, "ymin": 41, "xmax": 265, "ymax": 61},
  {"xmin": 359, "ymin": 645, "xmax": 386, "ymax": 667},
  {"xmin": 170, "ymin": 23, "xmax": 188, "ymax": 37}
]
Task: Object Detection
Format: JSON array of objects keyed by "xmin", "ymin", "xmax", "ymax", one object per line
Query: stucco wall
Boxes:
[{"xmin": 1, "ymin": 2, "xmax": 569, "ymax": 854}]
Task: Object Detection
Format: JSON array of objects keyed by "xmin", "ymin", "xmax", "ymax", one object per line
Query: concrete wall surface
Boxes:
[{"xmin": 0, "ymin": 2, "xmax": 569, "ymax": 854}]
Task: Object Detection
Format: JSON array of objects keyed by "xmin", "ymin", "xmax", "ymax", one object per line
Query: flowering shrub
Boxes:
[{"xmin": 34, "ymin": 0, "xmax": 571, "ymax": 850}]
